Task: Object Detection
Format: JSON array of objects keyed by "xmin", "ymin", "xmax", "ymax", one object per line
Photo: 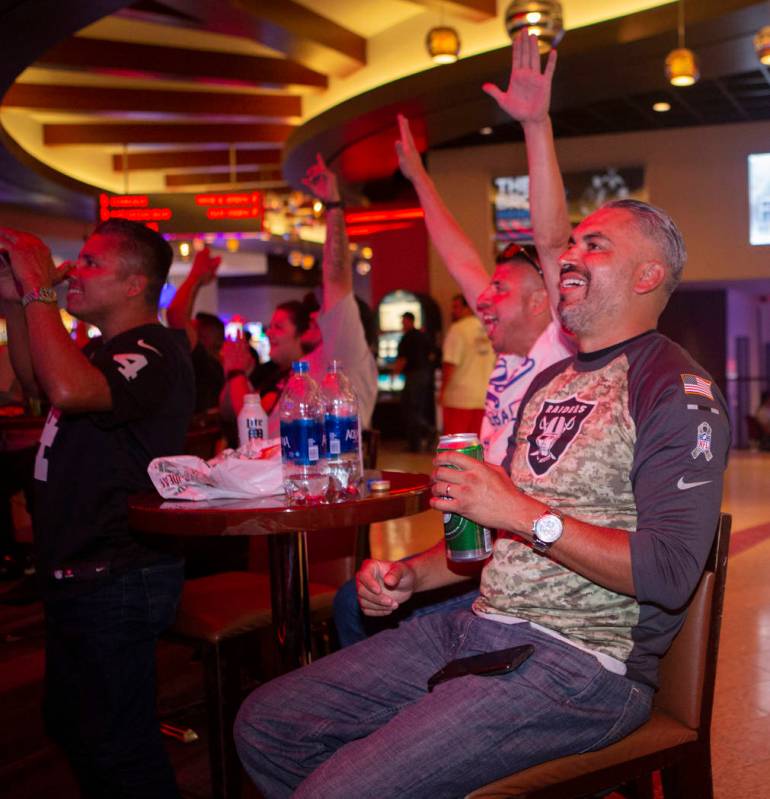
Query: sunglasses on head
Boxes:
[{"xmin": 495, "ymin": 242, "xmax": 543, "ymax": 276}]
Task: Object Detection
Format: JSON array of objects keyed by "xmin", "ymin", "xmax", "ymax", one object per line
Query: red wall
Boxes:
[{"xmin": 346, "ymin": 209, "xmax": 429, "ymax": 308}]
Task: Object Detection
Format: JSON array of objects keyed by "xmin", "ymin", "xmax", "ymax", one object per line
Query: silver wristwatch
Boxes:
[
  {"xmin": 532, "ymin": 508, "xmax": 564, "ymax": 554},
  {"xmin": 21, "ymin": 286, "xmax": 57, "ymax": 309}
]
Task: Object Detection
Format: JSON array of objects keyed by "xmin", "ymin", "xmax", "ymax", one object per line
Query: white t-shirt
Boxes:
[
  {"xmin": 480, "ymin": 320, "xmax": 574, "ymax": 465},
  {"xmin": 267, "ymin": 293, "xmax": 378, "ymax": 438},
  {"xmin": 442, "ymin": 315, "xmax": 496, "ymax": 409}
]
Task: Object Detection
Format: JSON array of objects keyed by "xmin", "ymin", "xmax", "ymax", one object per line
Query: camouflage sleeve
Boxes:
[{"xmin": 628, "ymin": 356, "xmax": 730, "ymax": 610}]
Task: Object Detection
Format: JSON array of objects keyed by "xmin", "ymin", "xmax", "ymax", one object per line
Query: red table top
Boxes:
[{"xmin": 129, "ymin": 470, "xmax": 433, "ymax": 537}]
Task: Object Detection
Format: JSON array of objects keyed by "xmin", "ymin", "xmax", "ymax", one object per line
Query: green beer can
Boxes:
[{"xmin": 437, "ymin": 433, "xmax": 493, "ymax": 562}]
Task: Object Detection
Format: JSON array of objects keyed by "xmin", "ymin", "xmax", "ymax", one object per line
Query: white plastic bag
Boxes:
[{"xmin": 148, "ymin": 439, "xmax": 283, "ymax": 500}]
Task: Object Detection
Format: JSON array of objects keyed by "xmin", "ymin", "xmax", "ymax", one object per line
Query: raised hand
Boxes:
[
  {"xmin": 221, "ymin": 334, "xmax": 255, "ymax": 374},
  {"xmin": 189, "ymin": 246, "xmax": 222, "ymax": 285},
  {"xmin": 395, "ymin": 114, "xmax": 426, "ymax": 183},
  {"xmin": 0, "ymin": 228, "xmax": 58, "ymax": 294},
  {"xmin": 302, "ymin": 153, "xmax": 340, "ymax": 204},
  {"xmin": 356, "ymin": 558, "xmax": 417, "ymax": 617},
  {"xmin": 482, "ymin": 30, "xmax": 557, "ymax": 125}
]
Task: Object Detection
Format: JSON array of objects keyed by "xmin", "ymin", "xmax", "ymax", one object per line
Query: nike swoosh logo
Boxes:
[{"xmin": 677, "ymin": 477, "xmax": 712, "ymax": 490}]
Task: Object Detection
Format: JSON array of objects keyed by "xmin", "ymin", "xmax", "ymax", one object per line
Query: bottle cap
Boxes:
[
  {"xmin": 292, "ymin": 361, "xmax": 309, "ymax": 373},
  {"xmin": 367, "ymin": 479, "xmax": 390, "ymax": 492}
]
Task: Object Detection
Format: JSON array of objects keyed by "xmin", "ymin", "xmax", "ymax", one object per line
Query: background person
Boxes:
[
  {"xmin": 440, "ymin": 293, "xmax": 495, "ymax": 436},
  {"xmin": 166, "ymin": 247, "xmax": 225, "ymax": 413},
  {"xmin": 0, "ymin": 219, "xmax": 193, "ymax": 798},
  {"xmin": 392, "ymin": 310, "xmax": 436, "ymax": 452}
]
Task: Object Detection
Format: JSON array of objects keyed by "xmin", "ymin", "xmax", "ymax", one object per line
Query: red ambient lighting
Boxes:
[
  {"xmin": 206, "ymin": 207, "xmax": 261, "ymax": 220},
  {"xmin": 100, "ymin": 193, "xmax": 149, "ymax": 208}
]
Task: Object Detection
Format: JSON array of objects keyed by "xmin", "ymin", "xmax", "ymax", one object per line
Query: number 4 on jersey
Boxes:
[{"xmin": 113, "ymin": 353, "xmax": 148, "ymax": 381}]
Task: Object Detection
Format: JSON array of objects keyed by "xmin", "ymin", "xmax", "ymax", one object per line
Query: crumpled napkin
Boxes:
[{"xmin": 148, "ymin": 439, "xmax": 283, "ymax": 500}]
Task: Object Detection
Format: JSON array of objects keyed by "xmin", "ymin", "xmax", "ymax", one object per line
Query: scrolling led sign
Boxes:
[{"xmin": 99, "ymin": 192, "xmax": 263, "ymax": 234}]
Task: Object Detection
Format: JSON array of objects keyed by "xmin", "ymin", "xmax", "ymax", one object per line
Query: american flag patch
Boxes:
[{"xmin": 681, "ymin": 373, "xmax": 714, "ymax": 400}]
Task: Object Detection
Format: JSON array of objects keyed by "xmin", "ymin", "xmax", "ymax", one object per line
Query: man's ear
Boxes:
[
  {"xmin": 527, "ymin": 286, "xmax": 549, "ymax": 315},
  {"xmin": 125, "ymin": 272, "xmax": 148, "ymax": 299},
  {"xmin": 634, "ymin": 261, "xmax": 666, "ymax": 295}
]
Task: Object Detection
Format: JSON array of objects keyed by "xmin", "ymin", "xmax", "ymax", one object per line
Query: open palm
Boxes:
[{"xmin": 483, "ymin": 30, "xmax": 556, "ymax": 124}]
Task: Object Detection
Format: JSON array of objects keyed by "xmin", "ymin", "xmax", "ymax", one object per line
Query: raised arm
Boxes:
[
  {"xmin": 0, "ymin": 253, "xmax": 39, "ymax": 400},
  {"xmin": 166, "ymin": 247, "xmax": 222, "ymax": 349},
  {"xmin": 483, "ymin": 31, "xmax": 569, "ymax": 313},
  {"xmin": 0, "ymin": 229, "xmax": 109, "ymax": 412},
  {"xmin": 395, "ymin": 115, "xmax": 489, "ymax": 308},
  {"xmin": 302, "ymin": 154, "xmax": 351, "ymax": 312}
]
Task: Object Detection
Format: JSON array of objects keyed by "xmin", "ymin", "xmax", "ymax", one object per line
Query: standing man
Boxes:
[
  {"xmin": 393, "ymin": 311, "xmax": 435, "ymax": 451},
  {"xmin": 440, "ymin": 293, "xmax": 495, "ymax": 435},
  {"xmin": 234, "ymin": 36, "xmax": 729, "ymax": 798},
  {"xmin": 0, "ymin": 219, "xmax": 193, "ymax": 798}
]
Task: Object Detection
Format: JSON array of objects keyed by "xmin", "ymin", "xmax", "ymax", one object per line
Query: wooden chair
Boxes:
[
  {"xmin": 168, "ymin": 429, "xmax": 381, "ymax": 798},
  {"xmin": 465, "ymin": 512, "xmax": 732, "ymax": 799}
]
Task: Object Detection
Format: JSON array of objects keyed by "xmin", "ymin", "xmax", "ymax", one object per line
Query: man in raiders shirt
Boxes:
[
  {"xmin": 0, "ymin": 219, "xmax": 193, "ymax": 798},
  {"xmin": 234, "ymin": 34, "xmax": 728, "ymax": 799}
]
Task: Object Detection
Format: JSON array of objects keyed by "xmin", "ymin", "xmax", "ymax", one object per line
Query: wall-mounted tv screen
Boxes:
[{"xmin": 748, "ymin": 153, "xmax": 770, "ymax": 245}]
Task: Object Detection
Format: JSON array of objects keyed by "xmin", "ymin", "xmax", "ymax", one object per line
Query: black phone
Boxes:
[{"xmin": 427, "ymin": 644, "xmax": 534, "ymax": 692}]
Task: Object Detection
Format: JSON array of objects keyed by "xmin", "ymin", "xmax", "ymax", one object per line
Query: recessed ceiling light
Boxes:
[
  {"xmin": 653, "ymin": 101, "xmax": 671, "ymax": 113},
  {"xmin": 480, "ymin": 126, "xmax": 493, "ymax": 136}
]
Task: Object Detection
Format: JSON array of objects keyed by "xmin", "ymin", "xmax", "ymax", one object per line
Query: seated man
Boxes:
[
  {"xmin": 233, "ymin": 38, "xmax": 729, "ymax": 799},
  {"xmin": 333, "ymin": 28, "xmax": 573, "ymax": 646}
]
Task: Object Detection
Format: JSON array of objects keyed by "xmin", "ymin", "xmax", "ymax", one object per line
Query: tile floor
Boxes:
[{"xmin": 370, "ymin": 444, "xmax": 770, "ymax": 799}]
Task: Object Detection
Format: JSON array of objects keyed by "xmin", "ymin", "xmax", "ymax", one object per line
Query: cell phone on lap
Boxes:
[{"xmin": 427, "ymin": 644, "xmax": 534, "ymax": 692}]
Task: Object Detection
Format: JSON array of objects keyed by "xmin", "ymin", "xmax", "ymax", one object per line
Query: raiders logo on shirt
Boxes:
[{"xmin": 526, "ymin": 395, "xmax": 596, "ymax": 476}]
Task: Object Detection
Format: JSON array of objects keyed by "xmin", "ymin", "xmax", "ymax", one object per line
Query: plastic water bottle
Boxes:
[
  {"xmin": 237, "ymin": 393, "xmax": 268, "ymax": 453},
  {"xmin": 279, "ymin": 361, "xmax": 328, "ymax": 502},
  {"xmin": 320, "ymin": 360, "xmax": 363, "ymax": 495}
]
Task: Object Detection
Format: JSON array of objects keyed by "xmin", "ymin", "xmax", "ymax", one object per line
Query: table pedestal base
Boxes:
[{"xmin": 267, "ymin": 530, "xmax": 311, "ymax": 672}]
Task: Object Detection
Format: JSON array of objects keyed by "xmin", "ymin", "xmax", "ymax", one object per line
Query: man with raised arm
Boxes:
[
  {"xmin": 332, "ymin": 30, "xmax": 572, "ymax": 646},
  {"xmin": 234, "ymin": 33, "xmax": 729, "ymax": 798},
  {"xmin": 0, "ymin": 220, "xmax": 193, "ymax": 798},
  {"xmin": 219, "ymin": 155, "xmax": 377, "ymax": 438}
]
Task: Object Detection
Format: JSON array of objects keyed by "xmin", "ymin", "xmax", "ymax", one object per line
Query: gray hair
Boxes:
[{"xmin": 603, "ymin": 199, "xmax": 686, "ymax": 296}]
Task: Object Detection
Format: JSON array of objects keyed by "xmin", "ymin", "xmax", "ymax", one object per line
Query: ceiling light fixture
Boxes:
[
  {"xmin": 665, "ymin": 1, "xmax": 699, "ymax": 87},
  {"xmin": 652, "ymin": 101, "xmax": 671, "ymax": 112},
  {"xmin": 755, "ymin": 24, "xmax": 770, "ymax": 65},
  {"xmin": 426, "ymin": 2, "xmax": 460, "ymax": 64},
  {"xmin": 426, "ymin": 26, "xmax": 460, "ymax": 64},
  {"xmin": 504, "ymin": 1, "xmax": 564, "ymax": 55}
]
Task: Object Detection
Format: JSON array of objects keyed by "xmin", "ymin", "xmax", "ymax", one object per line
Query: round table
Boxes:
[{"xmin": 129, "ymin": 469, "xmax": 432, "ymax": 670}]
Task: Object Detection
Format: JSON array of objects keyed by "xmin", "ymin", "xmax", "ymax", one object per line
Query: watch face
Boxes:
[{"xmin": 535, "ymin": 514, "xmax": 563, "ymax": 543}]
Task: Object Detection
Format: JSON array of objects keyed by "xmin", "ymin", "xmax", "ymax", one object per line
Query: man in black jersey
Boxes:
[{"xmin": 0, "ymin": 219, "xmax": 193, "ymax": 798}]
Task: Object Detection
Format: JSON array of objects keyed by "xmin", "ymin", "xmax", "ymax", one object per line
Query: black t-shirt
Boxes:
[
  {"xmin": 190, "ymin": 340, "xmax": 224, "ymax": 412},
  {"xmin": 397, "ymin": 329, "xmax": 431, "ymax": 373},
  {"xmin": 33, "ymin": 323, "xmax": 194, "ymax": 596}
]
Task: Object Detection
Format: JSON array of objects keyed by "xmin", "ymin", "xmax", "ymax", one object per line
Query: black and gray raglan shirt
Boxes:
[{"xmin": 474, "ymin": 330, "xmax": 729, "ymax": 688}]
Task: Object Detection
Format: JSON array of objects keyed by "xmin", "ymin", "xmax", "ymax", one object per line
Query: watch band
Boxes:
[{"xmin": 21, "ymin": 287, "xmax": 57, "ymax": 309}]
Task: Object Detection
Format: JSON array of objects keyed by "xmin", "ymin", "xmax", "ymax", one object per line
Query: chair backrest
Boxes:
[
  {"xmin": 746, "ymin": 415, "xmax": 763, "ymax": 441},
  {"xmin": 653, "ymin": 513, "xmax": 731, "ymax": 732}
]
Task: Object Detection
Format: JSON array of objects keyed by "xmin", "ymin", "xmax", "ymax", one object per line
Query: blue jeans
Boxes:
[
  {"xmin": 235, "ymin": 609, "xmax": 653, "ymax": 799},
  {"xmin": 332, "ymin": 576, "xmax": 479, "ymax": 647},
  {"xmin": 43, "ymin": 558, "xmax": 184, "ymax": 799}
]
